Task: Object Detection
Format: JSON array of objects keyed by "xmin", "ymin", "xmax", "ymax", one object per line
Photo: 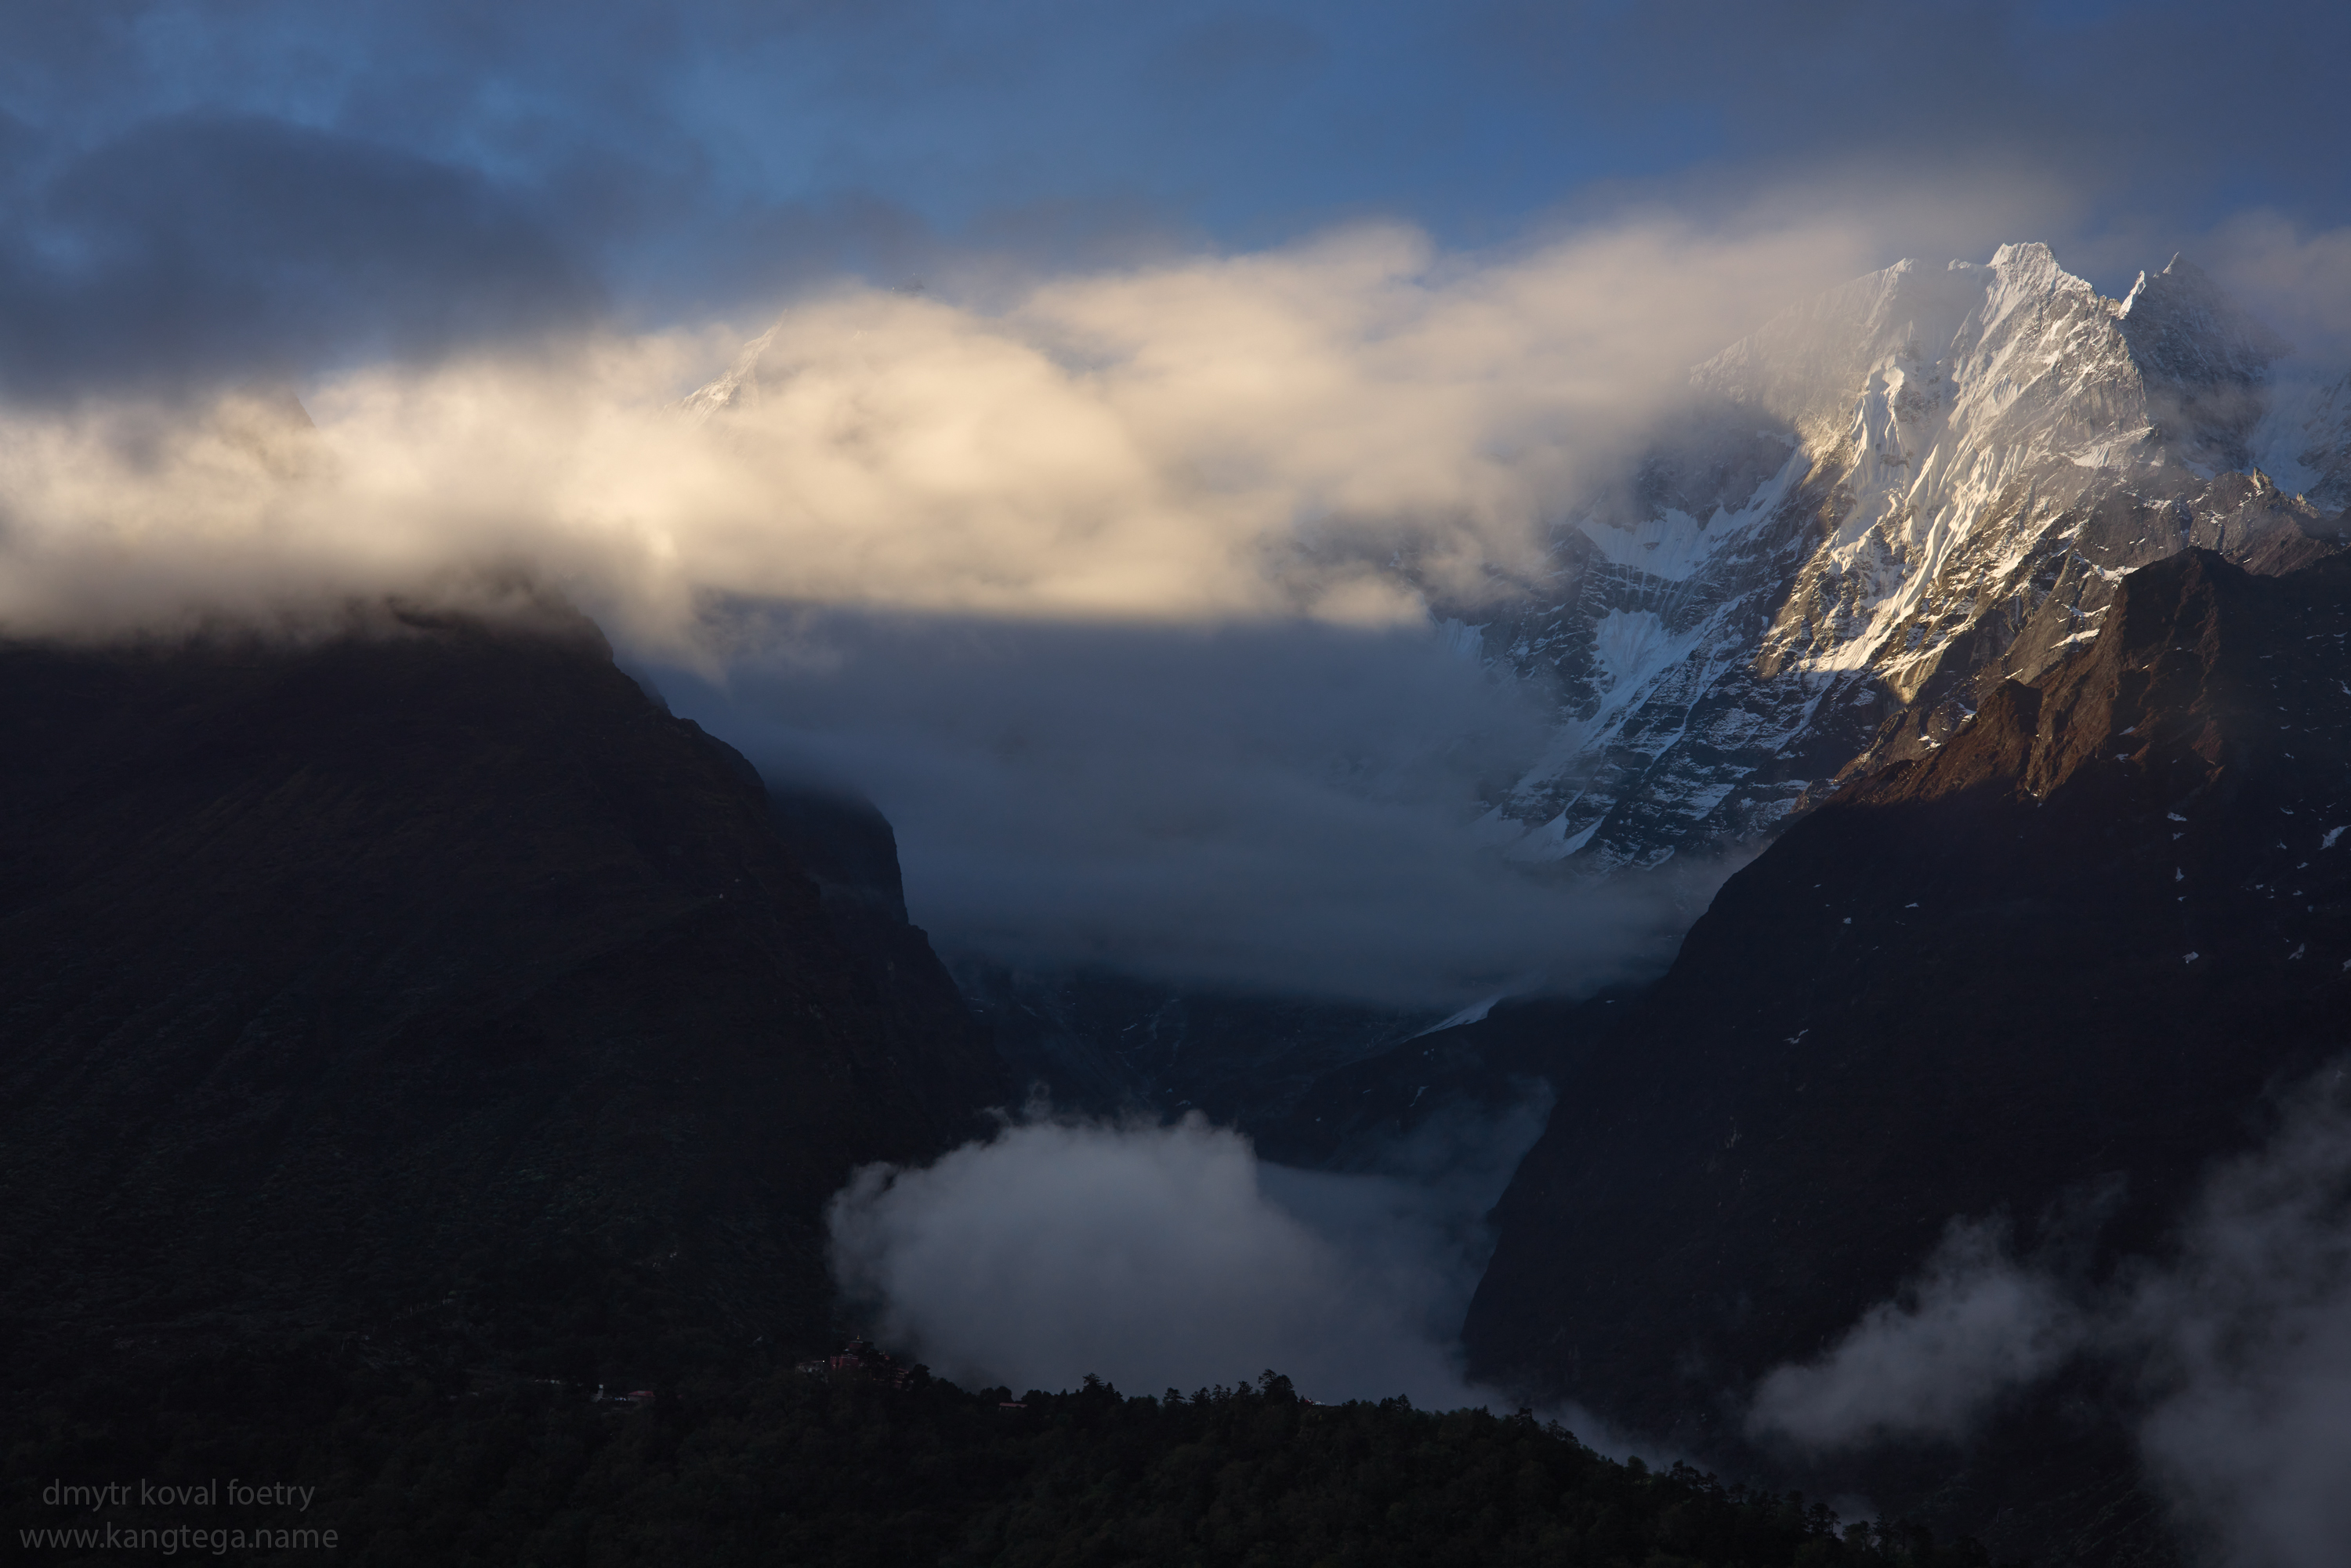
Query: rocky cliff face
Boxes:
[
  {"xmin": 1465, "ymin": 245, "xmax": 2346, "ymax": 872},
  {"xmin": 1462, "ymin": 548, "xmax": 2351, "ymax": 1541},
  {"xmin": 0, "ymin": 598, "xmax": 1002, "ymax": 1386}
]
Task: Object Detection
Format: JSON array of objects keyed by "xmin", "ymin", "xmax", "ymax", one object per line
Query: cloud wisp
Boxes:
[
  {"xmin": 1746, "ymin": 1219, "xmax": 2085, "ymax": 1451},
  {"xmin": 1744, "ymin": 1073, "xmax": 2351, "ymax": 1568},
  {"xmin": 2132, "ymin": 1082, "xmax": 2351, "ymax": 1568}
]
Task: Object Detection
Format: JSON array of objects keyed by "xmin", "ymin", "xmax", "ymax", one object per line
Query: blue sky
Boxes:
[{"xmin": 3, "ymin": 1, "xmax": 2346, "ymax": 392}]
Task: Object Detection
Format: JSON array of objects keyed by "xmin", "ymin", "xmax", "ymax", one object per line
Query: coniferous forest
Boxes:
[{"xmin": 8, "ymin": 1348, "xmax": 2005, "ymax": 1567}]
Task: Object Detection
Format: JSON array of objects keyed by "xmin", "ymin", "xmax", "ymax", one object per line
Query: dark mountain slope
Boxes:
[
  {"xmin": 1253, "ymin": 992, "xmax": 1643, "ymax": 1171},
  {"xmin": 1465, "ymin": 547, "xmax": 2351, "ymax": 1467},
  {"xmin": 955, "ymin": 962, "xmax": 1432, "ymax": 1127},
  {"xmin": 0, "ymin": 599, "xmax": 1000, "ymax": 1388}
]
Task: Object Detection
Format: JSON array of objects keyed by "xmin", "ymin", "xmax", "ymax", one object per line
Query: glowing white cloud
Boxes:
[{"xmin": 0, "ymin": 218, "xmax": 1876, "ymax": 647}]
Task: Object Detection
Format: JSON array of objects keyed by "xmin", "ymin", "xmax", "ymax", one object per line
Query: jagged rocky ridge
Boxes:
[
  {"xmin": 1460, "ymin": 547, "xmax": 2351, "ymax": 1554},
  {"xmin": 1463, "ymin": 243, "xmax": 2349, "ymax": 871}
]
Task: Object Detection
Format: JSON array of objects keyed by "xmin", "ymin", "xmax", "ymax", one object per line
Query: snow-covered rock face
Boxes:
[{"xmin": 1463, "ymin": 243, "xmax": 2345, "ymax": 872}]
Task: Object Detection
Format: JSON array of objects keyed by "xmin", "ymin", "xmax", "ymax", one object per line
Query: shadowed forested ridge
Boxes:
[
  {"xmin": 5, "ymin": 1353, "xmax": 2005, "ymax": 1566},
  {"xmin": 0, "ymin": 597, "xmax": 1002, "ymax": 1406}
]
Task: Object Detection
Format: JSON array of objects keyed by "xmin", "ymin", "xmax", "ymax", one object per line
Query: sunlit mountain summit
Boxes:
[{"xmin": 1455, "ymin": 242, "xmax": 2348, "ymax": 871}]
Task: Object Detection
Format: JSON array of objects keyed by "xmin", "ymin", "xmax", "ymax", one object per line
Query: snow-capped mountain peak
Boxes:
[{"xmin": 1463, "ymin": 244, "xmax": 2346, "ymax": 871}]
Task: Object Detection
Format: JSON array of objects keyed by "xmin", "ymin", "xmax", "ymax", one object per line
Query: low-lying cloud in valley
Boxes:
[
  {"xmin": 648, "ymin": 610, "xmax": 1712, "ymax": 1001},
  {"xmin": 828, "ymin": 1096, "xmax": 1549, "ymax": 1407}
]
